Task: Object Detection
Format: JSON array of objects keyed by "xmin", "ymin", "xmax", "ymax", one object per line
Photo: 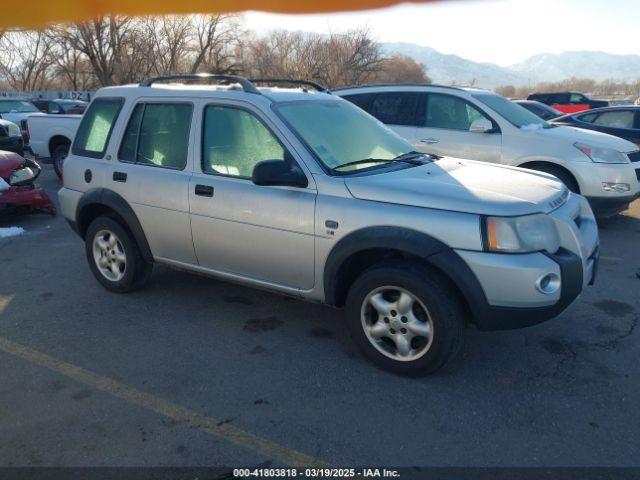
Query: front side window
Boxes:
[
  {"xmin": 578, "ymin": 112, "xmax": 598, "ymax": 123},
  {"xmin": 275, "ymin": 99, "xmax": 413, "ymax": 174},
  {"xmin": 593, "ymin": 110, "xmax": 635, "ymax": 129},
  {"xmin": 119, "ymin": 103, "xmax": 192, "ymax": 169},
  {"xmin": 73, "ymin": 98, "xmax": 124, "ymax": 158},
  {"xmin": 426, "ymin": 93, "xmax": 488, "ymax": 131},
  {"xmin": 369, "ymin": 92, "xmax": 421, "ymax": 126},
  {"xmin": 475, "ymin": 93, "xmax": 547, "ymax": 129},
  {"xmin": 202, "ymin": 106, "xmax": 285, "ymax": 178}
]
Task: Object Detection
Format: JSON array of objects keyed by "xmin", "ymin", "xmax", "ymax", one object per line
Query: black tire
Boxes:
[
  {"xmin": 52, "ymin": 143, "xmax": 69, "ymax": 179},
  {"xmin": 85, "ymin": 216, "xmax": 152, "ymax": 293},
  {"xmin": 345, "ymin": 261, "xmax": 464, "ymax": 376},
  {"xmin": 532, "ymin": 165, "xmax": 579, "ymax": 193}
]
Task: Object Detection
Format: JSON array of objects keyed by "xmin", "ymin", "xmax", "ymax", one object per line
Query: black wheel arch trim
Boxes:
[
  {"xmin": 323, "ymin": 226, "xmax": 484, "ymax": 310},
  {"xmin": 74, "ymin": 188, "xmax": 153, "ymax": 263},
  {"xmin": 323, "ymin": 226, "xmax": 584, "ymax": 331}
]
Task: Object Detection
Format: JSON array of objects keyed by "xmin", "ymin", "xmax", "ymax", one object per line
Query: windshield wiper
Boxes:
[{"xmin": 332, "ymin": 151, "xmax": 431, "ymax": 171}]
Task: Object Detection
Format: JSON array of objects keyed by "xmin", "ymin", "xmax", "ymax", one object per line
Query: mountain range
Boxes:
[{"xmin": 382, "ymin": 43, "xmax": 640, "ymax": 89}]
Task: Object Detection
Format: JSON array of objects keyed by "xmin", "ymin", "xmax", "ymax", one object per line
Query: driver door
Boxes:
[{"xmin": 189, "ymin": 101, "xmax": 317, "ymax": 290}]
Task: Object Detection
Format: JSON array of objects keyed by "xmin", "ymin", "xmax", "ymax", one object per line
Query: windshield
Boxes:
[
  {"xmin": 0, "ymin": 100, "xmax": 39, "ymax": 114},
  {"xmin": 274, "ymin": 99, "xmax": 414, "ymax": 173},
  {"xmin": 474, "ymin": 94, "xmax": 550, "ymax": 129}
]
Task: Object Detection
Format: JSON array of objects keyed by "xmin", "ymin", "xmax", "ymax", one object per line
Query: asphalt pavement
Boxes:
[{"xmin": 0, "ymin": 164, "xmax": 638, "ymax": 468}]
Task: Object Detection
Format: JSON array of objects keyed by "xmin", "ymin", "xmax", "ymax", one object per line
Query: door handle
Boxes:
[
  {"xmin": 420, "ymin": 137, "xmax": 439, "ymax": 144},
  {"xmin": 194, "ymin": 184, "xmax": 214, "ymax": 197},
  {"xmin": 113, "ymin": 171, "xmax": 127, "ymax": 182}
]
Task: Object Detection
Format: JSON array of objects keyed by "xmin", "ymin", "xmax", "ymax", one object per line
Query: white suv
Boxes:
[
  {"xmin": 58, "ymin": 75, "xmax": 599, "ymax": 375},
  {"xmin": 337, "ymin": 84, "xmax": 640, "ymax": 216}
]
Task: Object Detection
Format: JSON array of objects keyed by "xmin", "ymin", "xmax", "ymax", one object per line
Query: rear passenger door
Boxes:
[
  {"xmin": 112, "ymin": 99, "xmax": 197, "ymax": 264},
  {"xmin": 413, "ymin": 93, "xmax": 501, "ymax": 162},
  {"xmin": 188, "ymin": 100, "xmax": 316, "ymax": 290}
]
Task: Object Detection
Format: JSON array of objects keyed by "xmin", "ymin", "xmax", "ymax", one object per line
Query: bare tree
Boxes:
[
  {"xmin": 189, "ymin": 14, "xmax": 242, "ymax": 74},
  {"xmin": 372, "ymin": 54, "xmax": 430, "ymax": 84},
  {"xmin": 0, "ymin": 29, "xmax": 55, "ymax": 90}
]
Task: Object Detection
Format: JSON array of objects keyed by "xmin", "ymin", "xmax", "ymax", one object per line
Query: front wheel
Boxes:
[
  {"xmin": 345, "ymin": 262, "xmax": 464, "ymax": 376},
  {"xmin": 52, "ymin": 143, "xmax": 69, "ymax": 179}
]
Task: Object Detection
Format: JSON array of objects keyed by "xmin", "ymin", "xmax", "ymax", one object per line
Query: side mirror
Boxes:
[
  {"xmin": 469, "ymin": 118, "xmax": 494, "ymax": 133},
  {"xmin": 252, "ymin": 160, "xmax": 308, "ymax": 188}
]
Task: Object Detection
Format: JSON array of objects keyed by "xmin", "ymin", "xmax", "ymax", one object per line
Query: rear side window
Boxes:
[
  {"xmin": 369, "ymin": 92, "xmax": 421, "ymax": 126},
  {"xmin": 341, "ymin": 93, "xmax": 375, "ymax": 111},
  {"xmin": 118, "ymin": 103, "xmax": 192, "ymax": 170},
  {"xmin": 73, "ymin": 98, "xmax": 124, "ymax": 158}
]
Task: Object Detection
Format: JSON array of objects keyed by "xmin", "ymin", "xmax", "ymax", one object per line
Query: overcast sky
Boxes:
[{"xmin": 244, "ymin": 0, "xmax": 637, "ymax": 66}]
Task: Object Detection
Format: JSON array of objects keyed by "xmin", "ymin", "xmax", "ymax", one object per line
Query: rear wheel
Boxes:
[
  {"xmin": 52, "ymin": 143, "xmax": 69, "ymax": 179},
  {"xmin": 85, "ymin": 216, "xmax": 152, "ymax": 293},
  {"xmin": 345, "ymin": 262, "xmax": 464, "ymax": 376}
]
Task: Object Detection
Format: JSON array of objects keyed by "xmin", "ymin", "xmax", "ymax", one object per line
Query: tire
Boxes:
[
  {"xmin": 345, "ymin": 261, "xmax": 464, "ymax": 376},
  {"xmin": 85, "ymin": 216, "xmax": 153, "ymax": 293},
  {"xmin": 531, "ymin": 165, "xmax": 579, "ymax": 193},
  {"xmin": 52, "ymin": 143, "xmax": 69, "ymax": 179}
]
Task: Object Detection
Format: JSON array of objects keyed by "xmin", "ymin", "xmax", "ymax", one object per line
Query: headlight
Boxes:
[
  {"xmin": 6, "ymin": 123, "xmax": 20, "ymax": 137},
  {"xmin": 484, "ymin": 214, "xmax": 560, "ymax": 254},
  {"xmin": 574, "ymin": 142, "xmax": 629, "ymax": 164},
  {"xmin": 9, "ymin": 167, "xmax": 37, "ymax": 186}
]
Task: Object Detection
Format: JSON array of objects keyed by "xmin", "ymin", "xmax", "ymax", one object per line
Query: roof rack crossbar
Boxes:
[
  {"xmin": 249, "ymin": 78, "xmax": 328, "ymax": 92},
  {"xmin": 139, "ymin": 73, "xmax": 261, "ymax": 94}
]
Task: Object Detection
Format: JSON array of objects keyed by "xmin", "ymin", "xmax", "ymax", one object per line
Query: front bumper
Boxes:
[
  {"xmin": 571, "ymin": 161, "xmax": 640, "ymax": 213},
  {"xmin": 586, "ymin": 192, "xmax": 640, "ymax": 216},
  {"xmin": 449, "ymin": 194, "xmax": 599, "ymax": 331}
]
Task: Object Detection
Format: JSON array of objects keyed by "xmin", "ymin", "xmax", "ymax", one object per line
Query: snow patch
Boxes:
[
  {"xmin": 0, "ymin": 227, "xmax": 25, "ymax": 238},
  {"xmin": 521, "ymin": 123, "xmax": 544, "ymax": 131}
]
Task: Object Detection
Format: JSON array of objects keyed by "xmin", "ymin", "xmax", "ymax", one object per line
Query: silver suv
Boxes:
[{"xmin": 58, "ymin": 75, "xmax": 600, "ymax": 375}]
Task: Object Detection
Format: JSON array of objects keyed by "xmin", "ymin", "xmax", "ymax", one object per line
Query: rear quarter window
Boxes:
[{"xmin": 72, "ymin": 98, "xmax": 124, "ymax": 158}]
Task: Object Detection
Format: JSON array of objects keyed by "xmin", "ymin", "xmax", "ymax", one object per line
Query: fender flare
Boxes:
[
  {"xmin": 322, "ymin": 226, "xmax": 488, "ymax": 316},
  {"xmin": 76, "ymin": 188, "xmax": 153, "ymax": 262}
]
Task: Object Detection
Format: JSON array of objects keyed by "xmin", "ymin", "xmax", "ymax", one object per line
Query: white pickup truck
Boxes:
[{"xmin": 27, "ymin": 114, "xmax": 81, "ymax": 178}]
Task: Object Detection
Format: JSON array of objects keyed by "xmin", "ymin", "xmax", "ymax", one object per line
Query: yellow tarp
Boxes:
[{"xmin": 10, "ymin": 1, "xmax": 437, "ymax": 29}]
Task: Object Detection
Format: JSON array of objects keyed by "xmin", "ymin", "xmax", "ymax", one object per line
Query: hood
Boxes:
[
  {"xmin": 0, "ymin": 150, "xmax": 26, "ymax": 180},
  {"xmin": 344, "ymin": 157, "xmax": 568, "ymax": 216},
  {"xmin": 533, "ymin": 124, "xmax": 637, "ymax": 153}
]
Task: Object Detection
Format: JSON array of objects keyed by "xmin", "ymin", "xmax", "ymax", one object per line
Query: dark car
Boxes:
[
  {"xmin": 0, "ymin": 119, "xmax": 25, "ymax": 156},
  {"xmin": 31, "ymin": 99, "xmax": 88, "ymax": 115},
  {"xmin": 514, "ymin": 100, "xmax": 563, "ymax": 120},
  {"xmin": 527, "ymin": 92, "xmax": 608, "ymax": 114},
  {"xmin": 551, "ymin": 106, "xmax": 640, "ymax": 149}
]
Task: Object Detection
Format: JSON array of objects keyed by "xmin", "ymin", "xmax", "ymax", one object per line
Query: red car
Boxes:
[
  {"xmin": 527, "ymin": 92, "xmax": 609, "ymax": 114},
  {"xmin": 0, "ymin": 151, "xmax": 55, "ymax": 216}
]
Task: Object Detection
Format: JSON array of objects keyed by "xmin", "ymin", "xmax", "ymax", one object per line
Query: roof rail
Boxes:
[
  {"xmin": 249, "ymin": 78, "xmax": 328, "ymax": 93},
  {"xmin": 139, "ymin": 73, "xmax": 261, "ymax": 94},
  {"xmin": 332, "ymin": 83, "xmax": 467, "ymax": 92}
]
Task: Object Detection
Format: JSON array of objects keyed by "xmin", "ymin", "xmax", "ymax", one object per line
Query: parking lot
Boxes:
[{"xmin": 0, "ymin": 163, "xmax": 639, "ymax": 468}]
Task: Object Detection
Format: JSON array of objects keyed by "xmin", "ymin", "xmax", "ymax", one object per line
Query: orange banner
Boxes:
[{"xmin": 10, "ymin": 0, "xmax": 439, "ymax": 29}]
